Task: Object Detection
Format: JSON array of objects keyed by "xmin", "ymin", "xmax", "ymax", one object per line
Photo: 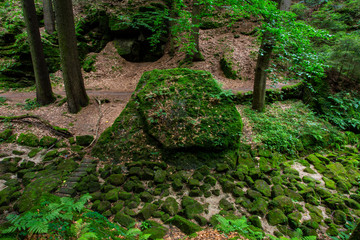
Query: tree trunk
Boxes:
[
  {"xmin": 53, "ymin": 0, "xmax": 88, "ymax": 113},
  {"xmin": 21, "ymin": 0, "xmax": 55, "ymax": 105},
  {"xmin": 186, "ymin": 0, "xmax": 204, "ymax": 61},
  {"xmin": 252, "ymin": 0, "xmax": 291, "ymax": 111},
  {"xmin": 43, "ymin": 0, "xmax": 55, "ymax": 34},
  {"xmin": 252, "ymin": 35, "xmax": 274, "ymax": 112}
]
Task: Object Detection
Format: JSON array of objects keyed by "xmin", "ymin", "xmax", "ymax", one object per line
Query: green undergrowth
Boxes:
[
  {"xmin": 318, "ymin": 91, "xmax": 360, "ymax": 133},
  {"xmin": 0, "ymin": 194, "xmax": 149, "ymax": 240},
  {"xmin": 242, "ymin": 100, "xmax": 347, "ymax": 155}
]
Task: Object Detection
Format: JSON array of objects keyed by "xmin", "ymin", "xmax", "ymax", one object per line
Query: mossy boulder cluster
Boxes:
[
  {"xmin": 93, "ymin": 68, "xmax": 243, "ymax": 167},
  {"xmin": 1, "ymin": 125, "xmax": 360, "ymax": 239}
]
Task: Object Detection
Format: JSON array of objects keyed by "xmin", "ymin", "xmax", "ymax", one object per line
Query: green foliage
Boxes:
[
  {"xmin": 330, "ymin": 221, "xmax": 357, "ymax": 240},
  {"xmin": 3, "ymin": 194, "xmax": 92, "ymax": 237},
  {"xmin": 215, "ymin": 215, "xmax": 264, "ymax": 239},
  {"xmin": 0, "ymin": 97, "xmax": 7, "ymax": 105},
  {"xmin": 22, "ymin": 98, "xmax": 41, "ymax": 110},
  {"xmin": 82, "ymin": 55, "xmax": 97, "ymax": 72},
  {"xmin": 243, "ymin": 100, "xmax": 346, "ymax": 155},
  {"xmin": 319, "ymin": 92, "xmax": 360, "ymax": 132}
]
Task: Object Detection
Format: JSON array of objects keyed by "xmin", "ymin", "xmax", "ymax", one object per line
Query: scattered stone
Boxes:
[
  {"xmin": 114, "ymin": 212, "xmax": 135, "ymax": 228},
  {"xmin": 107, "ymin": 174, "xmax": 125, "ymax": 186},
  {"xmin": 271, "ymin": 196, "xmax": 294, "ymax": 214},
  {"xmin": 138, "ymin": 203, "xmax": 157, "ymax": 220},
  {"xmin": 333, "ymin": 210, "xmax": 346, "ymax": 225},
  {"xmin": 267, "ymin": 209, "xmax": 288, "ymax": 226},
  {"xmin": 162, "ymin": 197, "xmax": 179, "ymax": 216},
  {"xmin": 17, "ymin": 133, "xmax": 39, "ymax": 147},
  {"xmin": 254, "ymin": 179, "xmax": 271, "ymax": 197},
  {"xmin": 167, "ymin": 215, "xmax": 202, "ymax": 235},
  {"xmin": 219, "ymin": 198, "xmax": 234, "ymax": 211},
  {"xmin": 40, "ymin": 136, "xmax": 57, "ymax": 147}
]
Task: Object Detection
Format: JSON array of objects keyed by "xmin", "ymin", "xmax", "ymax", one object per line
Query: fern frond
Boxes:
[
  {"xmin": 78, "ymin": 232, "xmax": 98, "ymax": 240},
  {"xmin": 6, "ymin": 214, "xmax": 19, "ymax": 222},
  {"xmin": 126, "ymin": 228, "xmax": 142, "ymax": 237}
]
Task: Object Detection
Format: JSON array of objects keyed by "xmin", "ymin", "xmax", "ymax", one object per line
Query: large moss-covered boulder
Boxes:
[{"xmin": 93, "ymin": 69, "xmax": 243, "ymax": 167}]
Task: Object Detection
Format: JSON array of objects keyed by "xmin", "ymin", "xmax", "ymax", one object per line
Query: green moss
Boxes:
[
  {"xmin": 14, "ymin": 170, "xmax": 62, "ymax": 212},
  {"xmin": 267, "ymin": 209, "xmax": 288, "ymax": 226},
  {"xmin": 254, "ymin": 180, "xmax": 271, "ymax": 197},
  {"xmin": 162, "ymin": 197, "xmax": 179, "ymax": 216},
  {"xmin": 76, "ymin": 135, "xmax": 94, "ymax": 146},
  {"xmin": 107, "ymin": 174, "xmax": 125, "ymax": 186},
  {"xmin": 220, "ymin": 52, "xmax": 240, "ymax": 80},
  {"xmin": 271, "ymin": 196, "xmax": 295, "ymax": 214},
  {"xmin": 250, "ymin": 197, "xmax": 268, "ymax": 217},
  {"xmin": 39, "ymin": 136, "xmax": 57, "ymax": 147},
  {"xmin": 16, "ymin": 133, "xmax": 39, "ymax": 147},
  {"xmin": 27, "ymin": 148, "xmax": 41, "ymax": 158},
  {"xmin": 114, "ymin": 212, "xmax": 135, "ymax": 228},
  {"xmin": 167, "ymin": 215, "xmax": 202, "ymax": 235},
  {"xmin": 181, "ymin": 196, "xmax": 203, "ymax": 219},
  {"xmin": 138, "ymin": 203, "xmax": 157, "ymax": 220},
  {"xmin": 92, "ymin": 69, "xmax": 242, "ymax": 166},
  {"xmin": 0, "ymin": 129, "xmax": 12, "ymax": 142}
]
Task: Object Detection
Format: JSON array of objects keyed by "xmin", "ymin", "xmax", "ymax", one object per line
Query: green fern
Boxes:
[
  {"xmin": 215, "ymin": 215, "xmax": 264, "ymax": 239},
  {"xmin": 2, "ymin": 194, "xmax": 92, "ymax": 236}
]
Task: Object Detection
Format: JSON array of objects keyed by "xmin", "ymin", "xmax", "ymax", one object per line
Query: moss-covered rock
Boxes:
[
  {"xmin": 254, "ymin": 179, "xmax": 271, "ymax": 197},
  {"xmin": 288, "ymin": 212, "xmax": 302, "ymax": 228},
  {"xmin": 324, "ymin": 197, "xmax": 346, "ymax": 210},
  {"xmin": 105, "ymin": 188, "xmax": 119, "ymax": 202},
  {"xmin": 271, "ymin": 196, "xmax": 294, "ymax": 214},
  {"xmin": 182, "ymin": 196, "xmax": 203, "ymax": 219},
  {"xmin": 114, "ymin": 212, "xmax": 135, "ymax": 228},
  {"xmin": 333, "ymin": 210, "xmax": 346, "ymax": 225},
  {"xmin": 142, "ymin": 221, "xmax": 167, "ymax": 240},
  {"xmin": 220, "ymin": 51, "xmax": 240, "ymax": 80},
  {"xmin": 39, "ymin": 136, "xmax": 57, "ymax": 147},
  {"xmin": 14, "ymin": 171, "xmax": 62, "ymax": 212},
  {"xmin": 267, "ymin": 208, "xmax": 288, "ymax": 225},
  {"xmin": 76, "ymin": 135, "xmax": 94, "ymax": 146},
  {"xmin": 0, "ymin": 129, "xmax": 13, "ymax": 142},
  {"xmin": 250, "ymin": 197, "xmax": 268, "ymax": 217},
  {"xmin": 219, "ymin": 198, "xmax": 234, "ymax": 211},
  {"xmin": 92, "ymin": 69, "xmax": 243, "ymax": 167},
  {"xmin": 162, "ymin": 197, "xmax": 179, "ymax": 216},
  {"xmin": 17, "ymin": 133, "xmax": 39, "ymax": 147},
  {"xmin": 167, "ymin": 215, "xmax": 202, "ymax": 235},
  {"xmin": 138, "ymin": 203, "xmax": 157, "ymax": 220},
  {"xmin": 107, "ymin": 174, "xmax": 125, "ymax": 186}
]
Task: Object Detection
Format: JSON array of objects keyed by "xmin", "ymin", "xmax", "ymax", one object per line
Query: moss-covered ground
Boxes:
[{"xmin": 1, "ymin": 81, "xmax": 360, "ymax": 240}]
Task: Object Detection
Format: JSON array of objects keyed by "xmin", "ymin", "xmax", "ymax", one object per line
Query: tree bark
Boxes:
[
  {"xmin": 252, "ymin": 0, "xmax": 291, "ymax": 111},
  {"xmin": 43, "ymin": 0, "xmax": 55, "ymax": 34},
  {"xmin": 252, "ymin": 35, "xmax": 274, "ymax": 112},
  {"xmin": 186, "ymin": 0, "xmax": 204, "ymax": 61},
  {"xmin": 21, "ymin": 0, "xmax": 55, "ymax": 106},
  {"xmin": 53, "ymin": 0, "xmax": 88, "ymax": 113}
]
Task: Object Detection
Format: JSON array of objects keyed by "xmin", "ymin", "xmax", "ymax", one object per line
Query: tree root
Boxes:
[{"xmin": 0, "ymin": 114, "xmax": 73, "ymax": 138}]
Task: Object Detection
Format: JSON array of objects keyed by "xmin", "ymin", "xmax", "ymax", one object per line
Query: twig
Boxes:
[{"xmin": 0, "ymin": 114, "xmax": 73, "ymax": 138}]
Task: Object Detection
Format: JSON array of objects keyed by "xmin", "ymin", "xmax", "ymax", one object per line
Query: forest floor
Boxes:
[
  {"xmin": 0, "ymin": 25, "xmax": 303, "ymax": 240},
  {"xmin": 0, "ymin": 23, "xmax": 294, "ymax": 138}
]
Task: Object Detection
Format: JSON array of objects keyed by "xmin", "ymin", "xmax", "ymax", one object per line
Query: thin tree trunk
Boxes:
[
  {"xmin": 252, "ymin": 0, "xmax": 291, "ymax": 111},
  {"xmin": 21, "ymin": 0, "xmax": 55, "ymax": 105},
  {"xmin": 53, "ymin": 0, "xmax": 88, "ymax": 113},
  {"xmin": 252, "ymin": 35, "xmax": 274, "ymax": 112},
  {"xmin": 43, "ymin": 0, "xmax": 55, "ymax": 34},
  {"xmin": 186, "ymin": 0, "xmax": 204, "ymax": 61}
]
